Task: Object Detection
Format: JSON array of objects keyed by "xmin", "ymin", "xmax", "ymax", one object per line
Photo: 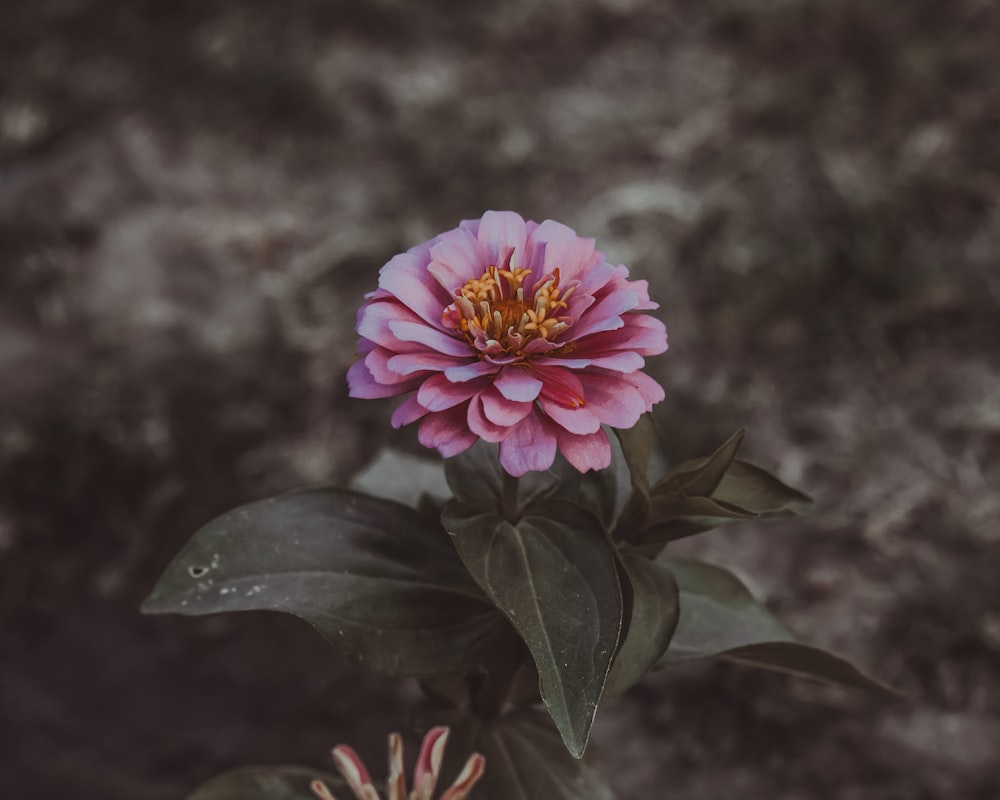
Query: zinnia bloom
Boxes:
[
  {"xmin": 348, "ymin": 210, "xmax": 667, "ymax": 476},
  {"xmin": 311, "ymin": 726, "xmax": 485, "ymax": 800}
]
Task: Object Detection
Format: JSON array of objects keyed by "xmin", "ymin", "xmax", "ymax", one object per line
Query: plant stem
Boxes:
[{"xmin": 501, "ymin": 470, "xmax": 521, "ymax": 522}]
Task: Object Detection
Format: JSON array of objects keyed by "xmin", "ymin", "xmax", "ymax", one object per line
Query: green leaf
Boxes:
[
  {"xmin": 658, "ymin": 557, "xmax": 896, "ymax": 693},
  {"xmin": 640, "ymin": 493, "xmax": 757, "ymax": 544},
  {"xmin": 186, "ymin": 766, "xmax": 344, "ymax": 800},
  {"xmin": 143, "ymin": 488, "xmax": 514, "ymax": 677},
  {"xmin": 350, "ymin": 448, "xmax": 451, "ymax": 508},
  {"xmin": 443, "ymin": 502, "xmax": 623, "ymax": 758},
  {"xmin": 579, "ymin": 429, "xmax": 632, "ymax": 529},
  {"xmin": 652, "ymin": 429, "xmax": 745, "ymax": 497},
  {"xmin": 615, "ymin": 414, "xmax": 657, "ymax": 495},
  {"xmin": 444, "ymin": 440, "xmax": 581, "ymax": 513},
  {"xmin": 603, "ymin": 553, "xmax": 679, "ymax": 698},
  {"xmin": 712, "ymin": 460, "xmax": 812, "ymax": 516},
  {"xmin": 435, "ymin": 711, "xmax": 616, "ymax": 800},
  {"xmin": 657, "ymin": 557, "xmax": 794, "ymax": 663}
]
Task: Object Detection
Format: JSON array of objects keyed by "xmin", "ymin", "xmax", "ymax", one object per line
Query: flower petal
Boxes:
[
  {"xmin": 476, "ymin": 210, "xmax": 527, "ymax": 266},
  {"xmin": 467, "ymin": 394, "xmax": 513, "ymax": 442},
  {"xmin": 494, "ymin": 366, "xmax": 543, "ymax": 402},
  {"xmin": 576, "ymin": 372, "xmax": 648, "ymax": 429},
  {"xmin": 347, "ymin": 358, "xmax": 419, "ymax": 399},
  {"xmin": 418, "ymin": 405, "xmax": 479, "ymax": 458},
  {"xmin": 388, "ymin": 320, "xmax": 472, "ymax": 357},
  {"xmin": 391, "ymin": 396, "xmax": 429, "ymax": 428},
  {"xmin": 378, "ymin": 252, "xmax": 451, "ymax": 329},
  {"xmin": 480, "ymin": 387, "xmax": 534, "ymax": 426},
  {"xmin": 555, "ymin": 427, "xmax": 612, "ymax": 472},
  {"xmin": 498, "ymin": 410, "xmax": 558, "ymax": 475},
  {"xmin": 417, "ymin": 373, "xmax": 490, "ymax": 412}
]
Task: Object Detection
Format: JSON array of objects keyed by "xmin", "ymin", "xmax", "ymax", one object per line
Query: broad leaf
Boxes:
[
  {"xmin": 659, "ymin": 557, "xmax": 895, "ymax": 693},
  {"xmin": 350, "ymin": 448, "xmax": 451, "ymax": 508},
  {"xmin": 143, "ymin": 488, "xmax": 514, "ymax": 676},
  {"xmin": 579, "ymin": 429, "xmax": 632, "ymax": 529},
  {"xmin": 603, "ymin": 553, "xmax": 679, "ymax": 698},
  {"xmin": 652, "ymin": 429, "xmax": 745, "ymax": 497},
  {"xmin": 444, "ymin": 440, "xmax": 580, "ymax": 513},
  {"xmin": 640, "ymin": 493, "xmax": 757, "ymax": 544},
  {"xmin": 434, "ymin": 711, "xmax": 615, "ymax": 800},
  {"xmin": 712, "ymin": 460, "xmax": 812, "ymax": 516},
  {"xmin": 186, "ymin": 766, "xmax": 344, "ymax": 800},
  {"xmin": 615, "ymin": 414, "xmax": 657, "ymax": 495},
  {"xmin": 443, "ymin": 502, "xmax": 623, "ymax": 758}
]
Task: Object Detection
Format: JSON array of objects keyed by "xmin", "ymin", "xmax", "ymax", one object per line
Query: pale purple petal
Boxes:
[
  {"xmin": 347, "ymin": 359, "xmax": 419, "ymax": 399},
  {"xmin": 428, "ymin": 227, "xmax": 490, "ymax": 288},
  {"xmin": 535, "ymin": 351, "xmax": 645, "ymax": 373},
  {"xmin": 387, "ymin": 352, "xmax": 462, "ymax": 375},
  {"xmin": 555, "ymin": 428, "xmax": 612, "ymax": 472},
  {"xmin": 378, "ymin": 253, "xmax": 451, "ymax": 329},
  {"xmin": 564, "ymin": 289, "xmax": 639, "ymax": 340},
  {"xmin": 418, "ymin": 405, "xmax": 479, "ymax": 458},
  {"xmin": 494, "ymin": 367, "xmax": 543, "ymax": 402},
  {"xmin": 539, "ymin": 397, "xmax": 602, "ymax": 434},
  {"xmin": 391, "ymin": 396, "xmax": 429, "ymax": 428},
  {"xmin": 617, "ymin": 368, "xmax": 666, "ymax": 409},
  {"xmin": 444, "ymin": 360, "xmax": 502, "ymax": 383},
  {"xmin": 417, "ymin": 373, "xmax": 491, "ymax": 412},
  {"xmin": 476, "ymin": 211, "xmax": 527, "ymax": 265},
  {"xmin": 498, "ymin": 410, "xmax": 558, "ymax": 476},
  {"xmin": 467, "ymin": 394, "xmax": 513, "ymax": 443},
  {"xmin": 364, "ymin": 347, "xmax": 420, "ymax": 385},
  {"xmin": 526, "ymin": 219, "xmax": 602, "ymax": 285},
  {"xmin": 357, "ymin": 300, "xmax": 427, "ymax": 352},
  {"xmin": 576, "ymin": 372, "xmax": 647, "ymax": 429},
  {"xmin": 481, "ymin": 387, "xmax": 534, "ymax": 426},
  {"xmin": 388, "ymin": 320, "xmax": 472, "ymax": 357}
]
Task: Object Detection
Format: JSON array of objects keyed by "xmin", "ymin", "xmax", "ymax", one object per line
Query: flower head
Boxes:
[
  {"xmin": 348, "ymin": 211, "xmax": 667, "ymax": 476},
  {"xmin": 311, "ymin": 726, "xmax": 485, "ymax": 800}
]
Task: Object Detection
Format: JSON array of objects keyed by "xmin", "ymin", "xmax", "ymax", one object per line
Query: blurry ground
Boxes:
[{"xmin": 1, "ymin": 1, "xmax": 999, "ymax": 798}]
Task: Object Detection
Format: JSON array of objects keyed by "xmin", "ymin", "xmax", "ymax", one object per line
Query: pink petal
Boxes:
[
  {"xmin": 387, "ymin": 320, "xmax": 472, "ymax": 357},
  {"xmin": 534, "ymin": 365, "xmax": 586, "ymax": 408},
  {"xmin": 418, "ymin": 405, "xmax": 478, "ymax": 458},
  {"xmin": 413, "ymin": 727, "xmax": 450, "ymax": 795},
  {"xmin": 357, "ymin": 300, "xmax": 427, "ymax": 352},
  {"xmin": 481, "ymin": 387, "xmax": 534, "ymax": 426},
  {"xmin": 539, "ymin": 397, "xmax": 602, "ymax": 434},
  {"xmin": 391, "ymin": 396, "xmax": 429, "ymax": 428},
  {"xmin": 387, "ymin": 352, "xmax": 461, "ymax": 376},
  {"xmin": 467, "ymin": 394, "xmax": 513, "ymax": 442},
  {"xmin": 347, "ymin": 359, "xmax": 419, "ymax": 399},
  {"xmin": 429, "ymin": 228, "xmax": 490, "ymax": 287},
  {"xmin": 417, "ymin": 373, "xmax": 491, "ymax": 412},
  {"xmin": 565, "ymin": 289, "xmax": 639, "ymax": 340},
  {"xmin": 378, "ymin": 252, "xmax": 451, "ymax": 329},
  {"xmin": 494, "ymin": 366, "xmax": 543, "ymax": 402},
  {"xmin": 618, "ymin": 368, "xmax": 666, "ymax": 409},
  {"xmin": 526, "ymin": 219, "xmax": 602, "ymax": 285},
  {"xmin": 534, "ymin": 351, "xmax": 645, "ymax": 373},
  {"xmin": 570, "ymin": 314, "xmax": 667, "ymax": 358},
  {"xmin": 365, "ymin": 347, "xmax": 422, "ymax": 385},
  {"xmin": 555, "ymin": 428, "xmax": 612, "ymax": 472},
  {"xmin": 476, "ymin": 210, "xmax": 527, "ymax": 266},
  {"xmin": 498, "ymin": 410, "xmax": 558, "ymax": 475},
  {"xmin": 444, "ymin": 360, "xmax": 501, "ymax": 383},
  {"xmin": 576, "ymin": 372, "xmax": 648, "ymax": 429}
]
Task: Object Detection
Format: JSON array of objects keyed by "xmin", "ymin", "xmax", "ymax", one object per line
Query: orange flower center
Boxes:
[{"xmin": 442, "ymin": 266, "xmax": 576, "ymax": 354}]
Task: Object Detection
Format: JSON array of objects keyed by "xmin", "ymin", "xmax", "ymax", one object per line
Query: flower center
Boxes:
[{"xmin": 442, "ymin": 265, "xmax": 576, "ymax": 355}]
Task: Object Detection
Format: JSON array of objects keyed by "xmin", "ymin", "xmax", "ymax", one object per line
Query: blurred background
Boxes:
[{"xmin": 1, "ymin": 1, "xmax": 999, "ymax": 797}]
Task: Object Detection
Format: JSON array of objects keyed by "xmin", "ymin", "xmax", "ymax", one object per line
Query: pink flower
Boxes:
[
  {"xmin": 348, "ymin": 211, "xmax": 667, "ymax": 476},
  {"xmin": 311, "ymin": 726, "xmax": 485, "ymax": 800}
]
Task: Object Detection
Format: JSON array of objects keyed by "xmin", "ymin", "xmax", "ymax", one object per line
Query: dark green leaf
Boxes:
[
  {"xmin": 445, "ymin": 440, "xmax": 580, "ymax": 513},
  {"xmin": 713, "ymin": 460, "xmax": 812, "ymax": 516},
  {"xmin": 640, "ymin": 493, "xmax": 758, "ymax": 544},
  {"xmin": 614, "ymin": 414, "xmax": 657, "ymax": 495},
  {"xmin": 443, "ymin": 502, "xmax": 623, "ymax": 758},
  {"xmin": 579, "ymin": 429, "xmax": 631, "ymax": 529},
  {"xmin": 723, "ymin": 641, "xmax": 900, "ymax": 695},
  {"xmin": 659, "ymin": 557, "xmax": 895, "ymax": 693},
  {"xmin": 652, "ymin": 429, "xmax": 745, "ymax": 497},
  {"xmin": 350, "ymin": 448, "xmax": 451, "ymax": 508},
  {"xmin": 186, "ymin": 766, "xmax": 343, "ymax": 800},
  {"xmin": 143, "ymin": 488, "xmax": 513, "ymax": 676},
  {"xmin": 435, "ymin": 711, "xmax": 615, "ymax": 800},
  {"xmin": 603, "ymin": 553, "xmax": 679, "ymax": 698}
]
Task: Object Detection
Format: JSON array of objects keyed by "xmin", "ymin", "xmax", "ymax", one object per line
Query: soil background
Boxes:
[{"xmin": 2, "ymin": 1, "xmax": 999, "ymax": 798}]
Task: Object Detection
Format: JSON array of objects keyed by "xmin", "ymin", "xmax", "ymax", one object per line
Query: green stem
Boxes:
[{"xmin": 501, "ymin": 470, "xmax": 521, "ymax": 522}]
